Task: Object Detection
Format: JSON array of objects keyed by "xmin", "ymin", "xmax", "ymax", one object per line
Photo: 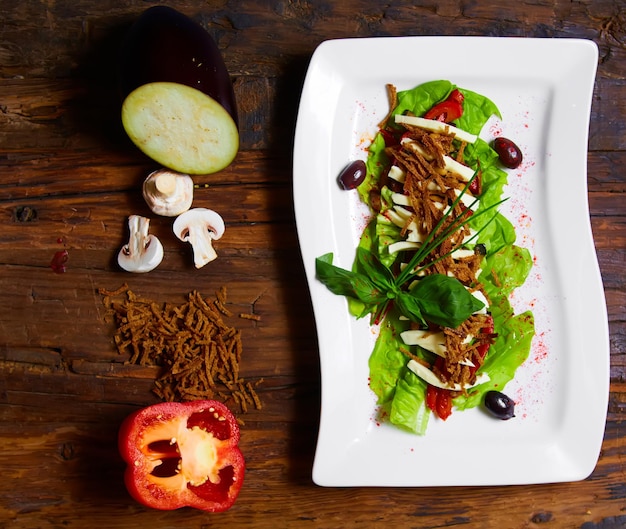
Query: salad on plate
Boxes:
[{"xmin": 316, "ymin": 80, "xmax": 536, "ymax": 435}]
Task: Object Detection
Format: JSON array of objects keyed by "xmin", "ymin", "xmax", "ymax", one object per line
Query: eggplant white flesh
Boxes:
[{"xmin": 122, "ymin": 82, "xmax": 238, "ymax": 175}]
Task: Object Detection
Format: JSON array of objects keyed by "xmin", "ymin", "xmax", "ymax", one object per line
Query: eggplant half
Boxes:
[{"xmin": 119, "ymin": 6, "xmax": 238, "ymax": 175}]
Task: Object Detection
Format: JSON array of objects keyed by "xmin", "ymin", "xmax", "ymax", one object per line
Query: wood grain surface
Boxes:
[{"xmin": 1, "ymin": 1, "xmax": 625, "ymax": 528}]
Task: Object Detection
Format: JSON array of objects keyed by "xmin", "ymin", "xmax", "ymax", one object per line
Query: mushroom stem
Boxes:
[
  {"xmin": 153, "ymin": 171, "xmax": 177, "ymax": 196},
  {"xmin": 185, "ymin": 224, "xmax": 218, "ymax": 267},
  {"xmin": 118, "ymin": 215, "xmax": 164, "ymax": 273}
]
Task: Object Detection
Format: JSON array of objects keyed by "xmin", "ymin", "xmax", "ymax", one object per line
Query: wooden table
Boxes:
[{"xmin": 1, "ymin": 1, "xmax": 624, "ymax": 527}]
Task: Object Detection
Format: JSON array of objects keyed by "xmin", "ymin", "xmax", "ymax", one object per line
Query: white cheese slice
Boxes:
[
  {"xmin": 393, "ymin": 205, "xmax": 414, "ymax": 219},
  {"xmin": 451, "ymin": 248, "xmax": 476, "ymax": 260},
  {"xmin": 407, "ymin": 359, "xmax": 490, "ymax": 391},
  {"xmin": 401, "ymin": 329, "xmax": 447, "ymax": 357},
  {"xmin": 386, "ymin": 209, "xmax": 407, "ymax": 228},
  {"xmin": 386, "ymin": 211, "xmax": 423, "ymax": 243},
  {"xmin": 442, "ymin": 156, "xmax": 476, "ymax": 182},
  {"xmin": 388, "ymin": 240, "xmax": 421, "ymax": 254},
  {"xmin": 406, "ymin": 223, "xmax": 423, "ymax": 243},
  {"xmin": 401, "ymin": 330, "xmax": 475, "ymax": 367},
  {"xmin": 453, "ymin": 188, "xmax": 479, "ymax": 210},
  {"xmin": 406, "ymin": 269, "xmax": 427, "ymax": 284},
  {"xmin": 391, "ymin": 192, "xmax": 411, "ymax": 207},
  {"xmin": 471, "ymin": 290, "xmax": 489, "ymax": 314},
  {"xmin": 401, "ymin": 139, "xmax": 476, "ymax": 181},
  {"xmin": 394, "ymin": 114, "xmax": 478, "ymax": 144},
  {"xmin": 388, "ymin": 165, "xmax": 406, "ymax": 183}
]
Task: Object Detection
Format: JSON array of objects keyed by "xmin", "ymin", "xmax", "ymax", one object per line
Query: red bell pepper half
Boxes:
[{"xmin": 118, "ymin": 400, "xmax": 244, "ymax": 512}]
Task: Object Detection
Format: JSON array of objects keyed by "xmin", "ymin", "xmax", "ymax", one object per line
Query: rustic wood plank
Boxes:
[
  {"xmin": 2, "ymin": 75, "xmax": 626, "ymax": 155},
  {"xmin": 0, "ymin": 416, "xmax": 624, "ymax": 528},
  {"xmin": 1, "ymin": 1, "xmax": 624, "ymax": 81},
  {"xmin": 0, "ymin": 1, "xmax": 625, "ymax": 527}
]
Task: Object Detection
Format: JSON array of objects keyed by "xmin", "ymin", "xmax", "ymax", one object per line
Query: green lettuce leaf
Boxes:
[
  {"xmin": 454, "ymin": 244, "xmax": 535, "ymax": 410},
  {"xmin": 359, "ymin": 133, "xmax": 388, "ymax": 206},
  {"xmin": 368, "ymin": 314, "xmax": 409, "ymax": 404},
  {"xmin": 361, "ymin": 81, "xmax": 535, "ymax": 434},
  {"xmin": 393, "ymin": 80, "xmax": 453, "ymax": 119},
  {"xmin": 455, "ymin": 88, "xmax": 502, "ymax": 134},
  {"xmin": 389, "ymin": 368, "xmax": 430, "ymax": 435},
  {"xmin": 454, "ymin": 310, "xmax": 534, "ymax": 411},
  {"xmin": 481, "ymin": 244, "xmax": 534, "ymax": 298}
]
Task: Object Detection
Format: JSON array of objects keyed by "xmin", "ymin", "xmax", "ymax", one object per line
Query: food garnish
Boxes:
[
  {"xmin": 316, "ymin": 80, "xmax": 535, "ymax": 433},
  {"xmin": 493, "ymin": 137, "xmax": 524, "ymax": 169},
  {"xmin": 118, "ymin": 400, "xmax": 244, "ymax": 512},
  {"xmin": 484, "ymin": 390, "xmax": 516, "ymax": 420},
  {"xmin": 338, "ymin": 160, "xmax": 367, "ymax": 190}
]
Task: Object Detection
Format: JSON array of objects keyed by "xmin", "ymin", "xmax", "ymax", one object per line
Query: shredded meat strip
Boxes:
[
  {"xmin": 378, "ymin": 83, "xmax": 398, "ymax": 128},
  {"xmin": 99, "ymin": 284, "xmax": 263, "ymax": 414}
]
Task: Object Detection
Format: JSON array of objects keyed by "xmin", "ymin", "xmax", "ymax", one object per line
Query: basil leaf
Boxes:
[
  {"xmin": 407, "ymin": 274, "xmax": 485, "ymax": 328},
  {"xmin": 354, "ymin": 247, "xmax": 395, "ymax": 292},
  {"xmin": 394, "ymin": 291, "xmax": 426, "ymax": 327},
  {"xmin": 316, "ymin": 253, "xmax": 388, "ymax": 305}
]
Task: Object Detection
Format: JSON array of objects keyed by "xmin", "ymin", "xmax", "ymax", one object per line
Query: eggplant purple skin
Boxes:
[{"xmin": 118, "ymin": 6, "xmax": 238, "ymax": 126}]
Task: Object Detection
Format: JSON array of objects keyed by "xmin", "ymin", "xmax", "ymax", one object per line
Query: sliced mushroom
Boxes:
[
  {"xmin": 118, "ymin": 215, "xmax": 164, "ymax": 273},
  {"xmin": 173, "ymin": 208, "xmax": 225, "ymax": 268},
  {"xmin": 142, "ymin": 169, "xmax": 194, "ymax": 217}
]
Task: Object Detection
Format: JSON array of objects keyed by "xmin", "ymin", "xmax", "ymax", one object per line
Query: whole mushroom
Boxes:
[
  {"xmin": 173, "ymin": 208, "xmax": 225, "ymax": 268},
  {"xmin": 118, "ymin": 215, "xmax": 164, "ymax": 273},
  {"xmin": 142, "ymin": 169, "xmax": 194, "ymax": 217}
]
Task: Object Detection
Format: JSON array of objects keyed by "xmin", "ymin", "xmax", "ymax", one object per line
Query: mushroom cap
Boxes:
[
  {"xmin": 173, "ymin": 208, "xmax": 225, "ymax": 268},
  {"xmin": 142, "ymin": 169, "xmax": 194, "ymax": 217},
  {"xmin": 173, "ymin": 208, "xmax": 225, "ymax": 241}
]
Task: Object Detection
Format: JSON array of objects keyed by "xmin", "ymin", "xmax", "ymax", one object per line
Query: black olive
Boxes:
[
  {"xmin": 484, "ymin": 390, "xmax": 515, "ymax": 420},
  {"xmin": 337, "ymin": 160, "xmax": 367, "ymax": 190},
  {"xmin": 474, "ymin": 243, "xmax": 487, "ymax": 255},
  {"xmin": 493, "ymin": 137, "xmax": 523, "ymax": 169}
]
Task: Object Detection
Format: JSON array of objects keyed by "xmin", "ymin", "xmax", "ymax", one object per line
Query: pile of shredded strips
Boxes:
[
  {"xmin": 379, "ymin": 84, "xmax": 496, "ymax": 390},
  {"xmin": 99, "ymin": 284, "xmax": 262, "ymax": 414}
]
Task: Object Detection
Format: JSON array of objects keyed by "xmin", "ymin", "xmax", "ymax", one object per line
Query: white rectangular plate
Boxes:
[{"xmin": 293, "ymin": 36, "xmax": 608, "ymax": 486}]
